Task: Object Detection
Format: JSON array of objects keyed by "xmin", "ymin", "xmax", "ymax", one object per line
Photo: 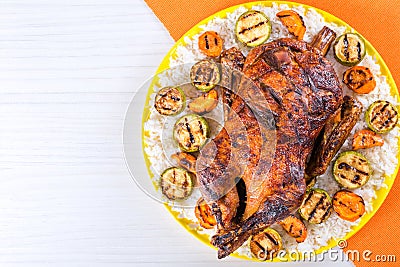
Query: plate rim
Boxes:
[{"xmin": 140, "ymin": 0, "xmax": 400, "ymax": 261}]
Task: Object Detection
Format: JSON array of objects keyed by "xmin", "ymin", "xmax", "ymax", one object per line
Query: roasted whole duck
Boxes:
[{"xmin": 196, "ymin": 36, "xmax": 343, "ymax": 258}]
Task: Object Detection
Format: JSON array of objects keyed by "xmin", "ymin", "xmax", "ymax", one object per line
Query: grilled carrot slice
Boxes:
[
  {"xmin": 279, "ymin": 215, "xmax": 307, "ymax": 243},
  {"xmin": 352, "ymin": 129, "xmax": 384, "ymax": 150},
  {"xmin": 198, "ymin": 31, "xmax": 223, "ymax": 57},
  {"xmin": 333, "ymin": 190, "xmax": 365, "ymax": 222},
  {"xmin": 188, "ymin": 89, "xmax": 218, "ymax": 114},
  {"xmin": 276, "ymin": 10, "xmax": 306, "ymax": 40},
  {"xmin": 343, "ymin": 66, "xmax": 376, "ymax": 94},
  {"xmin": 194, "ymin": 197, "xmax": 217, "ymax": 229}
]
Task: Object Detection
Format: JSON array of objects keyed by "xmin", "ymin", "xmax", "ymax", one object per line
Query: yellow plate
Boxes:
[{"xmin": 140, "ymin": 0, "xmax": 400, "ymax": 261}]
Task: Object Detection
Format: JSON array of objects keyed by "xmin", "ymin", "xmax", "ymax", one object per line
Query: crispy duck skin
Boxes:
[
  {"xmin": 306, "ymin": 95, "xmax": 362, "ymax": 177},
  {"xmin": 195, "ymin": 47, "xmax": 246, "ymax": 229},
  {"xmin": 197, "ymin": 38, "xmax": 343, "ymax": 258}
]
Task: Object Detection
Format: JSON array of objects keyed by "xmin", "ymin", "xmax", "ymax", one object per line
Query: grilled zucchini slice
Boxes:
[
  {"xmin": 333, "ymin": 33, "xmax": 366, "ymax": 66},
  {"xmin": 190, "ymin": 60, "xmax": 220, "ymax": 92},
  {"xmin": 299, "ymin": 188, "xmax": 332, "ymax": 224},
  {"xmin": 194, "ymin": 197, "xmax": 217, "ymax": 229},
  {"xmin": 160, "ymin": 167, "xmax": 194, "ymax": 200},
  {"xmin": 333, "ymin": 151, "xmax": 371, "ymax": 189},
  {"xmin": 235, "ymin": 10, "xmax": 271, "ymax": 47},
  {"xmin": 279, "ymin": 215, "xmax": 307, "ymax": 243},
  {"xmin": 366, "ymin": 100, "xmax": 398, "ymax": 133},
  {"xmin": 250, "ymin": 228, "xmax": 282, "ymax": 261},
  {"xmin": 154, "ymin": 86, "xmax": 185, "ymax": 116},
  {"xmin": 173, "ymin": 114, "xmax": 209, "ymax": 152},
  {"xmin": 333, "ymin": 190, "xmax": 365, "ymax": 222}
]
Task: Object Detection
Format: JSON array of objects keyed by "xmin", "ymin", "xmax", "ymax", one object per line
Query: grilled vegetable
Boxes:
[
  {"xmin": 279, "ymin": 215, "xmax": 307, "ymax": 243},
  {"xmin": 250, "ymin": 228, "xmax": 282, "ymax": 261},
  {"xmin": 333, "ymin": 33, "xmax": 366, "ymax": 66},
  {"xmin": 154, "ymin": 86, "xmax": 185, "ymax": 116},
  {"xmin": 299, "ymin": 188, "xmax": 332, "ymax": 224},
  {"xmin": 276, "ymin": 10, "xmax": 306, "ymax": 40},
  {"xmin": 306, "ymin": 176, "xmax": 317, "ymax": 192},
  {"xmin": 188, "ymin": 89, "xmax": 218, "ymax": 114},
  {"xmin": 333, "ymin": 151, "xmax": 371, "ymax": 189},
  {"xmin": 343, "ymin": 66, "xmax": 376, "ymax": 94},
  {"xmin": 235, "ymin": 10, "xmax": 271, "ymax": 47},
  {"xmin": 171, "ymin": 152, "xmax": 197, "ymax": 173},
  {"xmin": 352, "ymin": 129, "xmax": 384, "ymax": 150},
  {"xmin": 310, "ymin": 26, "xmax": 337, "ymax": 56},
  {"xmin": 333, "ymin": 190, "xmax": 365, "ymax": 222},
  {"xmin": 306, "ymin": 96, "xmax": 362, "ymax": 177},
  {"xmin": 198, "ymin": 31, "xmax": 223, "ymax": 57},
  {"xmin": 160, "ymin": 167, "xmax": 194, "ymax": 200},
  {"xmin": 195, "ymin": 197, "xmax": 217, "ymax": 229},
  {"xmin": 366, "ymin": 100, "xmax": 398, "ymax": 133},
  {"xmin": 190, "ymin": 60, "xmax": 220, "ymax": 92},
  {"xmin": 173, "ymin": 114, "xmax": 209, "ymax": 152}
]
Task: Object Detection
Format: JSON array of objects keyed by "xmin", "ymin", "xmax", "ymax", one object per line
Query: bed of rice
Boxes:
[{"xmin": 143, "ymin": 3, "xmax": 399, "ymax": 258}]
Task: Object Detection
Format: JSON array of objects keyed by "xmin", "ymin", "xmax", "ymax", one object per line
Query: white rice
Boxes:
[{"xmin": 143, "ymin": 3, "xmax": 399, "ymax": 258}]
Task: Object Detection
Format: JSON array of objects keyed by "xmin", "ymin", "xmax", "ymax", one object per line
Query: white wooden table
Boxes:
[{"xmin": 0, "ymin": 0, "xmax": 353, "ymax": 266}]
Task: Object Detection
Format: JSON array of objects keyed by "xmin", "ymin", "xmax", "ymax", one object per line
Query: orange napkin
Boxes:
[{"xmin": 145, "ymin": 0, "xmax": 400, "ymax": 265}]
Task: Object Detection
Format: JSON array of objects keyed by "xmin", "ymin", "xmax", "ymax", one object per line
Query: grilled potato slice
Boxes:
[
  {"xmin": 306, "ymin": 96, "xmax": 362, "ymax": 177},
  {"xmin": 171, "ymin": 152, "xmax": 197, "ymax": 173},
  {"xmin": 194, "ymin": 197, "xmax": 217, "ymax": 229},
  {"xmin": 299, "ymin": 188, "xmax": 332, "ymax": 224},
  {"xmin": 235, "ymin": 10, "xmax": 271, "ymax": 47},
  {"xmin": 154, "ymin": 86, "xmax": 185, "ymax": 116},
  {"xmin": 333, "ymin": 151, "xmax": 370, "ymax": 189},
  {"xmin": 173, "ymin": 114, "xmax": 209, "ymax": 152},
  {"xmin": 160, "ymin": 167, "xmax": 194, "ymax": 200},
  {"xmin": 188, "ymin": 89, "xmax": 218, "ymax": 114},
  {"xmin": 333, "ymin": 190, "xmax": 365, "ymax": 222},
  {"xmin": 250, "ymin": 228, "xmax": 282, "ymax": 261},
  {"xmin": 190, "ymin": 60, "xmax": 220, "ymax": 92},
  {"xmin": 279, "ymin": 215, "xmax": 307, "ymax": 243},
  {"xmin": 366, "ymin": 100, "xmax": 398, "ymax": 133}
]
